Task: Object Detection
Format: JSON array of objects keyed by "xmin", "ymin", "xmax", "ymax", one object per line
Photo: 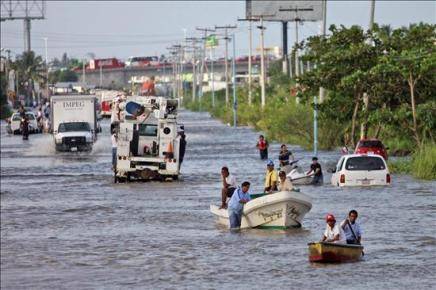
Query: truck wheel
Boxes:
[{"xmin": 172, "ymin": 175, "xmax": 179, "ymax": 181}]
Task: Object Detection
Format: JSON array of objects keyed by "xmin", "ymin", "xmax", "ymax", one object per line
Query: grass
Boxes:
[{"xmin": 389, "ymin": 143, "xmax": 436, "ymax": 180}]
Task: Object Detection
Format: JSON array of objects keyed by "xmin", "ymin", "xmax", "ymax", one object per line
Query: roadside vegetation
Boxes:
[{"xmin": 185, "ymin": 23, "xmax": 435, "ymax": 180}]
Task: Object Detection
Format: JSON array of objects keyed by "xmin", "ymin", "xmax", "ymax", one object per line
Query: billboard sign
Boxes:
[{"xmin": 246, "ymin": 0, "xmax": 323, "ymax": 22}]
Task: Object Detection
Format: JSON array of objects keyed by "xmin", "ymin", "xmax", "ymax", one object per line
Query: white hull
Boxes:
[
  {"xmin": 210, "ymin": 191, "xmax": 312, "ymax": 229},
  {"xmin": 283, "ymin": 165, "xmax": 314, "ymax": 185}
]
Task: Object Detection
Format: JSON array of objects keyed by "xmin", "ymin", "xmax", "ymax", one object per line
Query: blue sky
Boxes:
[{"xmin": 1, "ymin": 1, "xmax": 435, "ymax": 61}]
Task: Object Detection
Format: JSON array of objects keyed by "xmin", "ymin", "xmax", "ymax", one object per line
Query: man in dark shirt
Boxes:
[
  {"xmin": 307, "ymin": 157, "xmax": 323, "ymax": 185},
  {"xmin": 278, "ymin": 144, "xmax": 293, "ymax": 167}
]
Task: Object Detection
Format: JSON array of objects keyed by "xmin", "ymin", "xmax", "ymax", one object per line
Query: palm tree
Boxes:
[{"xmin": 12, "ymin": 51, "xmax": 45, "ymax": 106}]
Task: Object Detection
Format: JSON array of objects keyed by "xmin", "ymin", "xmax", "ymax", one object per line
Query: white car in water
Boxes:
[
  {"xmin": 6, "ymin": 112, "xmax": 40, "ymax": 134},
  {"xmin": 331, "ymin": 154, "xmax": 391, "ymax": 187}
]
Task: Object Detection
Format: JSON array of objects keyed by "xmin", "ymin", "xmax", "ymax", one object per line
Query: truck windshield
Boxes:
[
  {"xmin": 138, "ymin": 124, "xmax": 157, "ymax": 136},
  {"xmin": 345, "ymin": 157, "xmax": 386, "ymax": 171},
  {"xmin": 58, "ymin": 122, "xmax": 91, "ymax": 132}
]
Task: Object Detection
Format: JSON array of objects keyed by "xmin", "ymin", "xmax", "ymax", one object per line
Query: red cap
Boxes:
[{"xmin": 326, "ymin": 214, "xmax": 336, "ymax": 222}]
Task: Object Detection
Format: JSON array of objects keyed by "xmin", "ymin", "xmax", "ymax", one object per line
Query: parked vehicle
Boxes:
[
  {"xmin": 89, "ymin": 58, "xmax": 124, "ymax": 70},
  {"xmin": 51, "ymin": 95, "xmax": 101, "ymax": 152},
  {"xmin": 355, "ymin": 138, "xmax": 388, "ymax": 160},
  {"xmin": 330, "ymin": 154, "xmax": 391, "ymax": 187},
  {"xmin": 96, "ymin": 90, "xmax": 123, "ymax": 117},
  {"xmin": 125, "ymin": 56, "xmax": 159, "ymax": 67},
  {"xmin": 6, "ymin": 112, "xmax": 40, "ymax": 134}
]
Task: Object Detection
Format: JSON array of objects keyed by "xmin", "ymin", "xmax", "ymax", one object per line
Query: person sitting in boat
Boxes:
[
  {"xmin": 264, "ymin": 160, "xmax": 278, "ymax": 194},
  {"xmin": 306, "ymin": 157, "xmax": 323, "ymax": 185},
  {"xmin": 220, "ymin": 166, "xmax": 237, "ymax": 209},
  {"xmin": 228, "ymin": 181, "xmax": 252, "ymax": 230},
  {"xmin": 278, "ymin": 144, "xmax": 294, "ymax": 167},
  {"xmin": 321, "ymin": 214, "xmax": 346, "ymax": 243},
  {"xmin": 340, "ymin": 210, "xmax": 363, "ymax": 245},
  {"xmin": 278, "ymin": 170, "xmax": 294, "ymax": 192}
]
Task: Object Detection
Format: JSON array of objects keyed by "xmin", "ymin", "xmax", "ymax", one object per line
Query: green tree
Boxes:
[{"xmin": 11, "ymin": 51, "xmax": 45, "ymax": 103}]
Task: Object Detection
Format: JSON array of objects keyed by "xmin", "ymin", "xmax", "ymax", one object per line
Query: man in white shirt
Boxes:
[
  {"xmin": 341, "ymin": 209, "xmax": 363, "ymax": 244},
  {"xmin": 220, "ymin": 166, "xmax": 237, "ymax": 209},
  {"xmin": 321, "ymin": 214, "xmax": 346, "ymax": 243}
]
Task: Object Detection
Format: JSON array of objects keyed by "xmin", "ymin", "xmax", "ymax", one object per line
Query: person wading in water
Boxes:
[{"xmin": 256, "ymin": 135, "xmax": 269, "ymax": 160}]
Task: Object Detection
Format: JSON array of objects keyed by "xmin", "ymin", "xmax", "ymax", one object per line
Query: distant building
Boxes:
[{"xmin": 50, "ymin": 82, "xmax": 96, "ymax": 94}]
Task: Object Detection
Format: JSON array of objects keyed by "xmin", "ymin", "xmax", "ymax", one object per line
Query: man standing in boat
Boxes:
[
  {"xmin": 321, "ymin": 214, "xmax": 346, "ymax": 243},
  {"xmin": 340, "ymin": 210, "xmax": 363, "ymax": 245},
  {"xmin": 307, "ymin": 157, "xmax": 323, "ymax": 185},
  {"xmin": 264, "ymin": 160, "xmax": 278, "ymax": 193},
  {"xmin": 228, "ymin": 181, "xmax": 251, "ymax": 230},
  {"xmin": 220, "ymin": 167, "xmax": 237, "ymax": 209},
  {"xmin": 256, "ymin": 135, "xmax": 269, "ymax": 160}
]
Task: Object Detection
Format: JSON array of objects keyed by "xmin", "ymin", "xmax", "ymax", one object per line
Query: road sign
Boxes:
[
  {"xmin": 246, "ymin": 0, "xmax": 323, "ymax": 22},
  {"xmin": 206, "ymin": 35, "xmax": 218, "ymax": 48}
]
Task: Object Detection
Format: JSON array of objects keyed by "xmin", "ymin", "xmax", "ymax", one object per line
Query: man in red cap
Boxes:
[{"xmin": 321, "ymin": 213, "xmax": 346, "ymax": 243}]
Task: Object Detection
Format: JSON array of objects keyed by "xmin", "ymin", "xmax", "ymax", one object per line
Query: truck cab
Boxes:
[
  {"xmin": 51, "ymin": 95, "xmax": 100, "ymax": 152},
  {"xmin": 115, "ymin": 96, "xmax": 182, "ymax": 181}
]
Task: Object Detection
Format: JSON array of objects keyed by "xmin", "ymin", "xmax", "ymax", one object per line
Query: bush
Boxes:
[{"xmin": 411, "ymin": 143, "xmax": 436, "ymax": 180}]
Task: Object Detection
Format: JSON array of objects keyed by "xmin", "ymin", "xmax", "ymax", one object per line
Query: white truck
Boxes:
[
  {"xmin": 51, "ymin": 95, "xmax": 101, "ymax": 152},
  {"xmin": 114, "ymin": 96, "xmax": 184, "ymax": 182}
]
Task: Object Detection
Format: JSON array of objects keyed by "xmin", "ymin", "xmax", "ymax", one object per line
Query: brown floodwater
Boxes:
[{"xmin": 1, "ymin": 110, "xmax": 435, "ymax": 289}]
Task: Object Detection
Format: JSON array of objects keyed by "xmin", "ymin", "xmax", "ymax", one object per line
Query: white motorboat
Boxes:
[
  {"xmin": 282, "ymin": 161, "xmax": 314, "ymax": 185},
  {"xmin": 210, "ymin": 191, "xmax": 313, "ymax": 229}
]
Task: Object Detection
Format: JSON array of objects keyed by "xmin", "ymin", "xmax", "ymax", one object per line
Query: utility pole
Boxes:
[
  {"xmin": 369, "ymin": 0, "xmax": 375, "ymax": 31},
  {"xmin": 257, "ymin": 17, "xmax": 267, "ymax": 108},
  {"xmin": 42, "ymin": 37, "xmax": 48, "ymax": 101},
  {"xmin": 279, "ymin": 7, "xmax": 315, "ymax": 77},
  {"xmin": 215, "ymin": 25, "xmax": 237, "ymax": 107},
  {"xmin": 232, "ymin": 33, "xmax": 237, "ymax": 128},
  {"xmin": 210, "ymin": 45, "xmax": 215, "ymax": 107},
  {"xmin": 185, "ymin": 37, "xmax": 201, "ymax": 103},
  {"xmin": 282, "ymin": 21, "xmax": 289, "ymax": 76},
  {"xmin": 82, "ymin": 58, "xmax": 86, "ymax": 84},
  {"xmin": 238, "ymin": 18, "xmax": 258, "ymax": 106},
  {"xmin": 319, "ymin": 0, "xmax": 327, "ymax": 103},
  {"xmin": 360, "ymin": 0, "xmax": 376, "ymax": 140},
  {"xmin": 196, "ymin": 27, "xmax": 215, "ymax": 101},
  {"xmin": 294, "ymin": 19, "xmax": 300, "ymax": 77}
]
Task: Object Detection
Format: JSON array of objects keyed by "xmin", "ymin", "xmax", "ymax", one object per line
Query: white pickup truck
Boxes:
[{"xmin": 51, "ymin": 95, "xmax": 101, "ymax": 152}]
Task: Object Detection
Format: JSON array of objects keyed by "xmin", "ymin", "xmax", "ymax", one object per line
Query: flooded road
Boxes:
[{"xmin": 1, "ymin": 110, "xmax": 435, "ymax": 289}]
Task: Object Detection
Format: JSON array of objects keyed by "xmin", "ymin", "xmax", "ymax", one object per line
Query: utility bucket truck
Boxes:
[{"xmin": 114, "ymin": 96, "xmax": 184, "ymax": 182}]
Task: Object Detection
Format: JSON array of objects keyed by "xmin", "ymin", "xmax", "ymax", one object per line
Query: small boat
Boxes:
[
  {"xmin": 308, "ymin": 242, "xmax": 364, "ymax": 263},
  {"xmin": 210, "ymin": 191, "xmax": 312, "ymax": 229},
  {"xmin": 282, "ymin": 161, "xmax": 314, "ymax": 185}
]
